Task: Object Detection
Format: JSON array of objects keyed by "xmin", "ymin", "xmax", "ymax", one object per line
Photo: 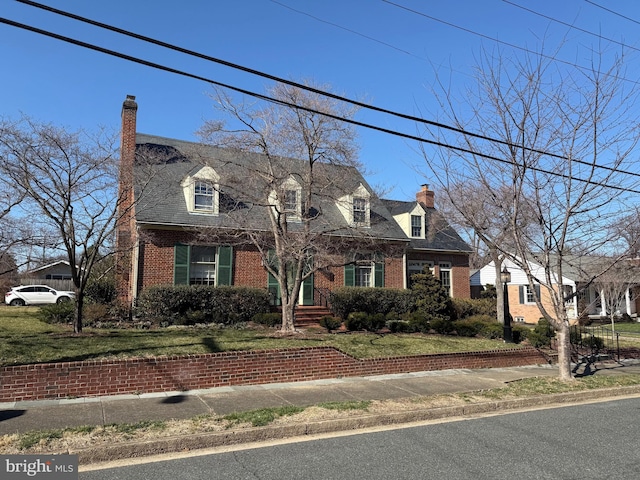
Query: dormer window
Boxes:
[
  {"xmin": 270, "ymin": 176, "xmax": 302, "ymax": 222},
  {"xmin": 181, "ymin": 165, "xmax": 220, "ymax": 215},
  {"xmin": 411, "ymin": 215, "xmax": 422, "ymax": 237},
  {"xmin": 194, "ymin": 181, "xmax": 215, "ymax": 212},
  {"xmin": 284, "ymin": 189, "xmax": 299, "ymax": 214},
  {"xmin": 337, "ymin": 183, "xmax": 371, "ymax": 227},
  {"xmin": 353, "ymin": 197, "xmax": 367, "ymax": 223}
]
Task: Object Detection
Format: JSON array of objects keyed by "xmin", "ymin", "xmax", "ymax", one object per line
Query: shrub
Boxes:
[
  {"xmin": 345, "ymin": 312, "xmax": 368, "ymax": 331},
  {"xmin": 369, "ymin": 313, "xmax": 387, "ymax": 332},
  {"xmin": 37, "ymin": 302, "xmax": 75, "ymax": 324},
  {"xmin": 136, "ymin": 285, "xmax": 270, "ymax": 326},
  {"xmin": 452, "ymin": 318, "xmax": 484, "ymax": 337},
  {"xmin": 329, "ymin": 287, "xmax": 413, "ymax": 320},
  {"xmin": 512, "ymin": 324, "xmax": 529, "ymax": 344},
  {"xmin": 482, "ymin": 322, "xmax": 504, "ymax": 340},
  {"xmin": 252, "ymin": 312, "xmax": 282, "ymax": 327},
  {"xmin": 431, "ymin": 317, "xmax": 454, "ymax": 335},
  {"xmin": 388, "ymin": 320, "xmax": 416, "ymax": 333},
  {"xmin": 410, "ymin": 269, "xmax": 451, "ymax": 323},
  {"xmin": 450, "ymin": 298, "xmax": 496, "ymax": 320},
  {"xmin": 528, "ymin": 318, "xmax": 556, "ymax": 348},
  {"xmin": 404, "ymin": 312, "xmax": 430, "ymax": 333},
  {"xmin": 343, "ymin": 312, "xmax": 385, "ymax": 332},
  {"xmin": 83, "ymin": 303, "xmax": 111, "ymax": 325},
  {"xmin": 319, "ymin": 316, "xmax": 342, "ymax": 332},
  {"xmin": 85, "ymin": 278, "xmax": 116, "ymax": 305}
]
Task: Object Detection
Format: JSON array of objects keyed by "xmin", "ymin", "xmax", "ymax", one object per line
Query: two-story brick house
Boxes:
[{"xmin": 115, "ymin": 96, "xmax": 471, "ymax": 316}]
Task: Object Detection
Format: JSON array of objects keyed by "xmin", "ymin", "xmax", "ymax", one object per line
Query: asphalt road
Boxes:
[{"xmin": 80, "ymin": 397, "xmax": 640, "ymax": 480}]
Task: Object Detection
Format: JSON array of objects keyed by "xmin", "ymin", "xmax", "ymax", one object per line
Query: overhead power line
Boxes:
[
  {"xmin": 584, "ymin": 0, "xmax": 640, "ymax": 26},
  {"xmin": 1, "ymin": 16, "xmax": 639, "ymax": 193},
  {"xmin": 382, "ymin": 0, "xmax": 640, "ymax": 88},
  {"xmin": 16, "ymin": 0, "xmax": 616, "ymax": 175},
  {"xmin": 503, "ymin": 0, "xmax": 640, "ymax": 54}
]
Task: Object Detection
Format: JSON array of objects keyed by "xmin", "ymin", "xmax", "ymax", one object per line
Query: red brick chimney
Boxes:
[
  {"xmin": 416, "ymin": 184, "xmax": 435, "ymax": 209},
  {"xmin": 115, "ymin": 95, "xmax": 138, "ymax": 308}
]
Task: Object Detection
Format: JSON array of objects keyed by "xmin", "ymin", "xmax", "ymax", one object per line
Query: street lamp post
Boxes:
[{"xmin": 501, "ymin": 266, "xmax": 513, "ymax": 343}]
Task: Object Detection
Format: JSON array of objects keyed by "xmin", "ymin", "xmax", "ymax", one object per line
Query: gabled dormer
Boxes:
[
  {"xmin": 338, "ymin": 183, "xmax": 371, "ymax": 227},
  {"xmin": 269, "ymin": 175, "xmax": 302, "ymax": 222},
  {"xmin": 181, "ymin": 165, "xmax": 220, "ymax": 215},
  {"xmin": 393, "ymin": 202, "xmax": 426, "ymax": 239}
]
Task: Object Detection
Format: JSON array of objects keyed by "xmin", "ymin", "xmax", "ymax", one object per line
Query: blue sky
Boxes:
[{"xmin": 3, "ymin": 0, "xmax": 640, "ymax": 200}]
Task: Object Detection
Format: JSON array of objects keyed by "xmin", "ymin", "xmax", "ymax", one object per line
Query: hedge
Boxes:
[
  {"xmin": 136, "ymin": 285, "xmax": 270, "ymax": 326},
  {"xmin": 330, "ymin": 287, "xmax": 414, "ymax": 320}
]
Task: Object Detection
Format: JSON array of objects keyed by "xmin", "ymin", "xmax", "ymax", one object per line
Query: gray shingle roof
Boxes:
[
  {"xmin": 381, "ymin": 199, "xmax": 473, "ymax": 253},
  {"xmin": 133, "ymin": 134, "xmax": 409, "ymax": 242}
]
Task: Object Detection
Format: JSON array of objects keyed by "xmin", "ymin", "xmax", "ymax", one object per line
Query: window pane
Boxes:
[
  {"xmin": 353, "ymin": 197, "xmax": 366, "ymax": 223},
  {"xmin": 411, "ymin": 215, "xmax": 422, "ymax": 237},
  {"xmin": 355, "ymin": 265, "xmax": 372, "ymax": 287},
  {"xmin": 284, "ymin": 190, "xmax": 298, "ymax": 212},
  {"xmin": 194, "ymin": 181, "xmax": 214, "ymax": 211},
  {"xmin": 190, "ymin": 246, "xmax": 216, "ymax": 285}
]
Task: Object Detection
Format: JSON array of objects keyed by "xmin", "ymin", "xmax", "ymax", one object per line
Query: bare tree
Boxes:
[
  {"xmin": 423, "ymin": 46, "xmax": 640, "ymax": 380},
  {"xmin": 0, "ymin": 117, "xmax": 119, "ymax": 333},
  {"xmin": 197, "ymin": 82, "xmax": 390, "ymax": 333},
  {"xmin": 591, "ymin": 260, "xmax": 640, "ymax": 332}
]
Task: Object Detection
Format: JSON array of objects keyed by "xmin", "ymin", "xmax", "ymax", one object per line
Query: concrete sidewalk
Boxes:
[{"xmin": 3, "ymin": 361, "xmax": 639, "ymax": 437}]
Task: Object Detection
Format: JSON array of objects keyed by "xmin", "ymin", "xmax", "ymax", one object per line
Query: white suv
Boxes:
[{"xmin": 5, "ymin": 285, "xmax": 76, "ymax": 306}]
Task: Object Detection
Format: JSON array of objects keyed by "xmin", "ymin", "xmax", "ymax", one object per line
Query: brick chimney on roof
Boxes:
[
  {"xmin": 416, "ymin": 184, "xmax": 434, "ymax": 209},
  {"xmin": 115, "ymin": 95, "xmax": 138, "ymax": 309}
]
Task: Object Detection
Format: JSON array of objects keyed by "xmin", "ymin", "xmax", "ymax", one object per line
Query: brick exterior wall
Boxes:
[
  {"xmin": 408, "ymin": 252, "xmax": 470, "ymax": 298},
  {"xmin": 507, "ymin": 284, "xmax": 552, "ymax": 324},
  {"xmin": 0, "ymin": 347, "xmax": 549, "ymax": 402},
  {"xmin": 136, "ymin": 228, "xmax": 406, "ymax": 295}
]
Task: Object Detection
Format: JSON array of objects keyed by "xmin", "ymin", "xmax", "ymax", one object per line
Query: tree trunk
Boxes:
[
  {"xmin": 556, "ymin": 324, "xmax": 573, "ymax": 381},
  {"xmin": 280, "ymin": 297, "xmax": 296, "ymax": 333},
  {"xmin": 74, "ymin": 290, "xmax": 84, "ymax": 334}
]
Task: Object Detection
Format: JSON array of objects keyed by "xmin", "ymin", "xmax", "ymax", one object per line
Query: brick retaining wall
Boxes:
[{"xmin": 0, "ymin": 347, "xmax": 549, "ymax": 402}]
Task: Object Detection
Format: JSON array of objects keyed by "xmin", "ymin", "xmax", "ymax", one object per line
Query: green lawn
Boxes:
[{"xmin": 0, "ymin": 306, "xmax": 521, "ymax": 366}]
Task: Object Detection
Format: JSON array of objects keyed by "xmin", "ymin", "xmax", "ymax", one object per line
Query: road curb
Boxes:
[{"xmin": 71, "ymin": 385, "xmax": 640, "ymax": 465}]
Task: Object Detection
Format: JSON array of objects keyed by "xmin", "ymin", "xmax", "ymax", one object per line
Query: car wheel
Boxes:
[
  {"xmin": 9, "ymin": 299, "xmax": 25, "ymax": 307},
  {"xmin": 56, "ymin": 296, "xmax": 71, "ymax": 304}
]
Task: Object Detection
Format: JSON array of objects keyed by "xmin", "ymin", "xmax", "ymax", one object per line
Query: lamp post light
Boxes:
[{"xmin": 501, "ymin": 266, "xmax": 513, "ymax": 343}]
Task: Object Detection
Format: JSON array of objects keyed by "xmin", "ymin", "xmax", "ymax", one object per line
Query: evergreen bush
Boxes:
[
  {"xmin": 319, "ymin": 315, "xmax": 342, "ymax": 332},
  {"xmin": 136, "ymin": 285, "xmax": 270, "ymax": 326},
  {"xmin": 37, "ymin": 302, "xmax": 75, "ymax": 324}
]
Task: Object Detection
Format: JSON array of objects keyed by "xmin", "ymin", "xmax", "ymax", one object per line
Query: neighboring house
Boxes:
[
  {"xmin": 21, "ymin": 260, "xmax": 75, "ymax": 291},
  {"xmin": 471, "ymin": 258, "xmax": 578, "ymax": 325},
  {"xmin": 472, "ymin": 255, "xmax": 640, "ymax": 324},
  {"xmin": 554, "ymin": 255, "xmax": 640, "ymax": 322},
  {"xmin": 114, "ymin": 95, "xmax": 471, "ymax": 312}
]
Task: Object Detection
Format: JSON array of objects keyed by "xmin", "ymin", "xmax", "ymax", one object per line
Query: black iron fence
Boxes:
[{"xmin": 569, "ymin": 324, "xmax": 620, "ymax": 363}]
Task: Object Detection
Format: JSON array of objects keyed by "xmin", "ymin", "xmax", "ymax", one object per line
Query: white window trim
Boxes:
[
  {"xmin": 439, "ymin": 262, "xmax": 452, "ymax": 296},
  {"xmin": 182, "ymin": 166, "xmax": 220, "ymax": 215},
  {"xmin": 270, "ymin": 177, "xmax": 302, "ymax": 222},
  {"xmin": 410, "ymin": 214, "xmax": 422, "ymax": 238},
  {"xmin": 338, "ymin": 183, "xmax": 371, "ymax": 227}
]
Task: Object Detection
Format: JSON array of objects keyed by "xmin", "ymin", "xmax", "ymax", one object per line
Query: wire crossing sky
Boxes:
[{"xmin": 2, "ymin": 0, "xmax": 640, "ymax": 199}]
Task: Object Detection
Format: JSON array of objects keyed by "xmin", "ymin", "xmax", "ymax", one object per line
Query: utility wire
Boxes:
[
  {"xmin": 1, "ymin": 16, "xmax": 638, "ymax": 195},
  {"xmin": 269, "ymin": 0, "xmax": 429, "ymax": 62},
  {"xmin": 585, "ymin": 0, "xmax": 640, "ymax": 26},
  {"xmin": 503, "ymin": 0, "xmax": 640, "ymax": 53},
  {"xmin": 382, "ymin": 0, "xmax": 640, "ymax": 88},
  {"xmin": 17, "ymin": 0, "xmax": 617, "ymax": 176}
]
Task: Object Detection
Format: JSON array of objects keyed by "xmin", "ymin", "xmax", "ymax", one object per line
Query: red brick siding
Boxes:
[
  {"xmin": 136, "ymin": 229, "xmax": 407, "ymax": 294},
  {"xmin": 408, "ymin": 252, "xmax": 470, "ymax": 298},
  {"xmin": 0, "ymin": 347, "xmax": 549, "ymax": 402}
]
